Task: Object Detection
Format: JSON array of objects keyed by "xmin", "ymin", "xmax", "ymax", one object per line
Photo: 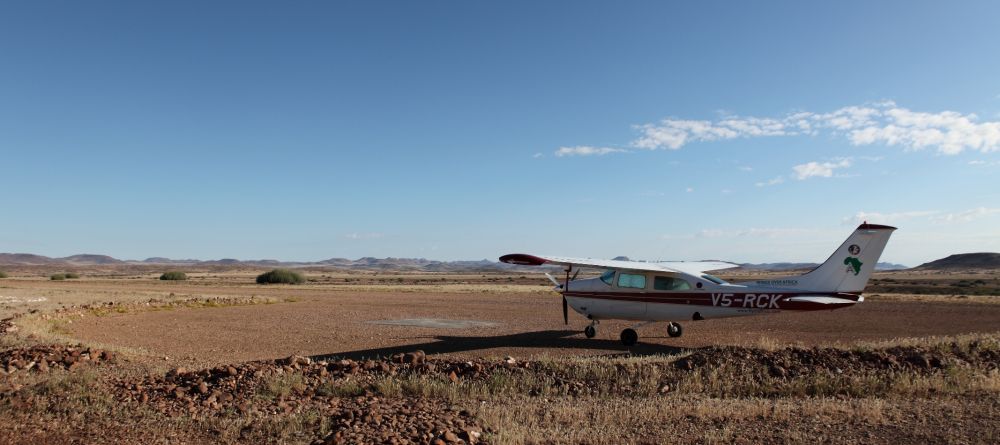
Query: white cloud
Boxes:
[
  {"xmin": 344, "ymin": 232, "xmax": 384, "ymax": 240},
  {"xmin": 632, "ymin": 117, "xmax": 786, "ymax": 150},
  {"xmin": 685, "ymin": 187, "xmax": 694, "ymax": 193},
  {"xmin": 755, "ymin": 176, "xmax": 785, "ymax": 187},
  {"xmin": 688, "ymin": 227, "xmax": 821, "ymax": 239},
  {"xmin": 792, "ymin": 158, "xmax": 852, "ymax": 180},
  {"xmin": 554, "ymin": 146, "xmax": 626, "ymax": 157},
  {"xmin": 843, "ymin": 208, "xmax": 1000, "ymax": 226},
  {"xmin": 532, "ymin": 152, "xmax": 543, "ymax": 158},
  {"xmin": 931, "ymin": 207, "xmax": 1000, "ymax": 223},
  {"xmin": 695, "ymin": 229, "xmax": 727, "ymax": 238},
  {"xmin": 625, "ymin": 101, "xmax": 1000, "ymax": 155},
  {"xmin": 842, "ymin": 211, "xmax": 939, "ymax": 225},
  {"xmin": 968, "ymin": 160, "xmax": 1000, "ymax": 166},
  {"xmin": 738, "ymin": 165, "xmax": 753, "ymax": 171}
]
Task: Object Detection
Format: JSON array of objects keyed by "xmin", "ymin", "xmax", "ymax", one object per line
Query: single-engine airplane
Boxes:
[{"xmin": 500, "ymin": 223, "xmax": 895, "ymax": 346}]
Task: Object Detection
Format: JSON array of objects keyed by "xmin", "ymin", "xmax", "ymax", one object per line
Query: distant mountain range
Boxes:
[
  {"xmin": 0, "ymin": 253, "xmax": 529, "ymax": 272},
  {"xmin": 6, "ymin": 252, "xmax": 997, "ymax": 272}
]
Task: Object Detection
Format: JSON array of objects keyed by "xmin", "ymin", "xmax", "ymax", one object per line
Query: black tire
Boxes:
[
  {"xmin": 620, "ymin": 328, "xmax": 638, "ymax": 346},
  {"xmin": 584, "ymin": 325, "xmax": 597, "ymax": 338},
  {"xmin": 667, "ymin": 322, "xmax": 683, "ymax": 338}
]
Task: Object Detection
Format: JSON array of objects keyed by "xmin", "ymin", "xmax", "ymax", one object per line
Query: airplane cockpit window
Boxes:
[
  {"xmin": 617, "ymin": 273, "xmax": 646, "ymax": 289},
  {"xmin": 600, "ymin": 270, "xmax": 615, "ymax": 285},
  {"xmin": 654, "ymin": 276, "xmax": 691, "ymax": 290},
  {"xmin": 700, "ymin": 274, "xmax": 728, "ymax": 285}
]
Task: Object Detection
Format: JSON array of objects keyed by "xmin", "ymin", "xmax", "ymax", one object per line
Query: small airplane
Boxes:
[{"xmin": 500, "ymin": 223, "xmax": 896, "ymax": 346}]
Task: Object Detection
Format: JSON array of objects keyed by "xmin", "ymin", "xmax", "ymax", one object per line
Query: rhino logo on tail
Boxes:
[{"xmin": 843, "ymin": 257, "xmax": 863, "ymax": 275}]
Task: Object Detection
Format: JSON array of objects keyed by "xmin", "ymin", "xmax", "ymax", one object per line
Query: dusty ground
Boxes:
[
  {"xmin": 63, "ymin": 290, "xmax": 1000, "ymax": 369},
  {"xmin": 1, "ymin": 269, "xmax": 998, "ymax": 444}
]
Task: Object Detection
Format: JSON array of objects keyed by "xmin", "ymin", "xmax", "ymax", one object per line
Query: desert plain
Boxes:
[{"xmin": 0, "ymin": 266, "xmax": 998, "ymax": 444}]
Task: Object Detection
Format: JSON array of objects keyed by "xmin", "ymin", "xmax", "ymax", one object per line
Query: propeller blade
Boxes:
[
  {"xmin": 544, "ymin": 273, "xmax": 562, "ymax": 289},
  {"xmin": 571, "ymin": 269, "xmax": 580, "ymax": 281},
  {"xmin": 562, "ymin": 295, "xmax": 568, "ymax": 324}
]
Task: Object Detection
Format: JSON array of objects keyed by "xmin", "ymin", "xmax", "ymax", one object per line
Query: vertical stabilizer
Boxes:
[{"xmin": 791, "ymin": 224, "xmax": 896, "ymax": 292}]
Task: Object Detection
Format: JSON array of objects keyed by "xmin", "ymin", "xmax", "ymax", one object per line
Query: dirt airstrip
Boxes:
[{"xmin": 63, "ymin": 290, "xmax": 1000, "ymax": 368}]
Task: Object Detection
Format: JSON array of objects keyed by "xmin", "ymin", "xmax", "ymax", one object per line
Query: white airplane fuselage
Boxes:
[{"xmin": 562, "ymin": 274, "xmax": 861, "ymax": 322}]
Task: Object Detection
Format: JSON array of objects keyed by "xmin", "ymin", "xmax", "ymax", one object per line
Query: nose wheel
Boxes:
[
  {"xmin": 583, "ymin": 320, "xmax": 598, "ymax": 338},
  {"xmin": 667, "ymin": 322, "xmax": 683, "ymax": 338}
]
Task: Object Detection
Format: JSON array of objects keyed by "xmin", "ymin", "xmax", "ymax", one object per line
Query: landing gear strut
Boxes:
[
  {"xmin": 620, "ymin": 328, "xmax": 638, "ymax": 346},
  {"xmin": 667, "ymin": 322, "xmax": 683, "ymax": 338}
]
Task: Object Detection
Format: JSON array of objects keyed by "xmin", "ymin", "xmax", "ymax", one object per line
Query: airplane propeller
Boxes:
[
  {"xmin": 544, "ymin": 272, "xmax": 571, "ymax": 324},
  {"xmin": 544, "ymin": 272, "xmax": 562, "ymax": 289}
]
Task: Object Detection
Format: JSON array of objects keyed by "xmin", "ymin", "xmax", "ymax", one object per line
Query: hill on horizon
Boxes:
[{"xmin": 913, "ymin": 253, "xmax": 1000, "ymax": 270}]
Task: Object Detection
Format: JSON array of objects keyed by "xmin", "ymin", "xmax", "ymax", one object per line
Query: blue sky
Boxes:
[{"xmin": 2, "ymin": 1, "xmax": 998, "ymax": 266}]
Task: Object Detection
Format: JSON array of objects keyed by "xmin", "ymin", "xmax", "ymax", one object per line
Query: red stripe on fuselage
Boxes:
[{"xmin": 563, "ymin": 291, "xmax": 860, "ymax": 311}]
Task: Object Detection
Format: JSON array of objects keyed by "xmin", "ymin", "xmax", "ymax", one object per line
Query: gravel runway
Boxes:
[{"xmin": 67, "ymin": 290, "xmax": 1000, "ymax": 367}]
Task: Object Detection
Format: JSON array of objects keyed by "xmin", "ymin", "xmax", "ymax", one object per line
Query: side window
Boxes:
[
  {"xmin": 617, "ymin": 273, "xmax": 647, "ymax": 289},
  {"xmin": 654, "ymin": 276, "xmax": 692, "ymax": 291},
  {"xmin": 600, "ymin": 270, "xmax": 616, "ymax": 285}
]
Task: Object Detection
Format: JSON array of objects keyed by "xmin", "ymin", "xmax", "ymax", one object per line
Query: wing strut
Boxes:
[{"xmin": 562, "ymin": 266, "xmax": 570, "ymax": 324}]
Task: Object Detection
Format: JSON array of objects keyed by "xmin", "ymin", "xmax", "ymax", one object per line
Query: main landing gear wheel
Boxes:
[
  {"xmin": 667, "ymin": 322, "xmax": 683, "ymax": 338},
  {"xmin": 620, "ymin": 328, "xmax": 638, "ymax": 346},
  {"xmin": 584, "ymin": 325, "xmax": 597, "ymax": 339}
]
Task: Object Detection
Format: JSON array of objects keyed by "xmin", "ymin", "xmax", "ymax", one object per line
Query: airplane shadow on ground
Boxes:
[{"xmin": 310, "ymin": 330, "xmax": 687, "ymax": 362}]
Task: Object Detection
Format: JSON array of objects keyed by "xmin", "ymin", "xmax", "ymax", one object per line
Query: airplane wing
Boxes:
[
  {"xmin": 499, "ymin": 254, "xmax": 738, "ymax": 275},
  {"xmin": 655, "ymin": 260, "xmax": 739, "ymax": 275}
]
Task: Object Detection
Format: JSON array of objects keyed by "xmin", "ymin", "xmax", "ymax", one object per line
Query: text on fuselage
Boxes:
[{"xmin": 711, "ymin": 293, "xmax": 781, "ymax": 308}]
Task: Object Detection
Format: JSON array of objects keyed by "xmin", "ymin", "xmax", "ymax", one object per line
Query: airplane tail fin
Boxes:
[{"xmin": 790, "ymin": 223, "xmax": 896, "ymax": 293}]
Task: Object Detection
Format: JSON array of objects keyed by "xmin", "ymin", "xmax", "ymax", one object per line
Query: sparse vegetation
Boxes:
[
  {"xmin": 255, "ymin": 269, "xmax": 305, "ymax": 285},
  {"xmin": 0, "ymin": 271, "xmax": 7, "ymax": 279},
  {"xmin": 159, "ymin": 271, "xmax": 188, "ymax": 281},
  {"xmin": 256, "ymin": 372, "xmax": 306, "ymax": 401},
  {"xmin": 50, "ymin": 273, "xmax": 79, "ymax": 280}
]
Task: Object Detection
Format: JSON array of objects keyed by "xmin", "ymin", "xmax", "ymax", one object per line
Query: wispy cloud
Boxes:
[
  {"xmin": 532, "ymin": 152, "xmax": 543, "ymax": 158},
  {"xmin": 755, "ymin": 176, "xmax": 785, "ymax": 187},
  {"xmin": 634, "ymin": 116, "xmax": 791, "ymax": 150},
  {"xmin": 344, "ymin": 232, "xmax": 383, "ymax": 240},
  {"xmin": 792, "ymin": 158, "xmax": 852, "ymax": 180},
  {"xmin": 968, "ymin": 160, "xmax": 1000, "ymax": 166},
  {"xmin": 676, "ymin": 227, "xmax": 822, "ymax": 240},
  {"xmin": 844, "ymin": 208, "xmax": 1000, "ymax": 226},
  {"xmin": 931, "ymin": 207, "xmax": 1000, "ymax": 223},
  {"xmin": 842, "ymin": 211, "xmax": 939, "ymax": 225},
  {"xmin": 554, "ymin": 146, "xmax": 626, "ymax": 157},
  {"xmin": 579, "ymin": 101, "xmax": 1000, "ymax": 156}
]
